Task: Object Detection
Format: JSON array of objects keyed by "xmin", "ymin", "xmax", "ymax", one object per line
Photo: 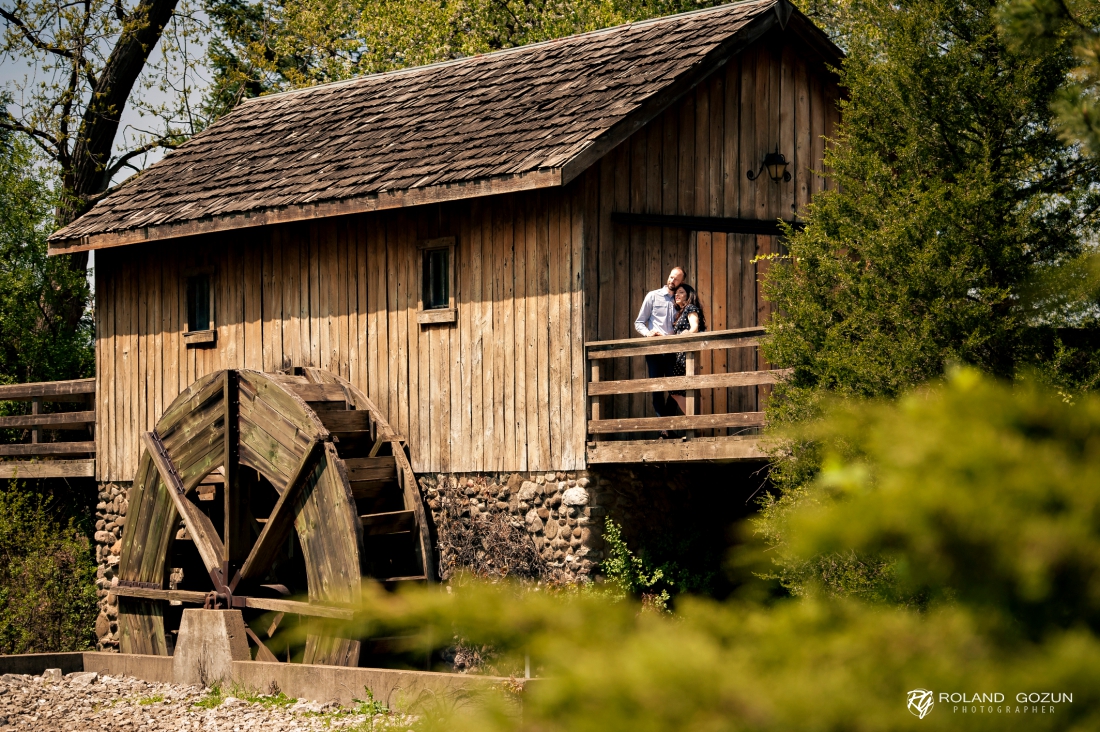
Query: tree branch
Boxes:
[
  {"xmin": 0, "ymin": 7, "xmax": 77, "ymax": 59},
  {"xmin": 101, "ymin": 137, "xmax": 177, "ymax": 187},
  {"xmin": 0, "ymin": 116, "xmax": 60, "ymax": 158}
]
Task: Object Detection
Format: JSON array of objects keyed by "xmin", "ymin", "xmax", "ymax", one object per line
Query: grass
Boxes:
[
  {"xmin": 191, "ymin": 681, "xmax": 298, "ymax": 710},
  {"xmin": 192, "ymin": 683, "xmax": 224, "ymax": 709},
  {"xmin": 138, "ymin": 694, "xmax": 164, "ymax": 705}
]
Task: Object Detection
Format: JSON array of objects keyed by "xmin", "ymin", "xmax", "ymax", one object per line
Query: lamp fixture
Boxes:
[{"xmin": 746, "ymin": 145, "xmax": 792, "ymax": 183}]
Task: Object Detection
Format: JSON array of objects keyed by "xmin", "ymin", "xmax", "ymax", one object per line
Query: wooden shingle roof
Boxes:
[{"xmin": 50, "ymin": 0, "xmax": 834, "ymax": 253}]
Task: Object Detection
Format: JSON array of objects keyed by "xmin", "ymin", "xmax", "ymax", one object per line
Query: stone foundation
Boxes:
[
  {"xmin": 93, "ymin": 482, "xmax": 130, "ymax": 652},
  {"xmin": 419, "ymin": 471, "xmax": 605, "ymax": 583}
]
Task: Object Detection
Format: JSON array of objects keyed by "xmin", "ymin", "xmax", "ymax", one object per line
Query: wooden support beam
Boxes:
[
  {"xmin": 610, "ymin": 212, "xmax": 804, "ymax": 235},
  {"xmin": 587, "ymin": 411, "xmax": 765, "ymax": 434},
  {"xmin": 0, "ymin": 410, "xmax": 95, "ymax": 430},
  {"xmin": 342, "ymin": 456, "xmax": 397, "ymax": 482},
  {"xmin": 233, "ymin": 439, "xmax": 324, "ymax": 589},
  {"xmin": 0, "ymin": 378, "xmax": 95, "ymax": 402},
  {"xmin": 360, "ymin": 509, "xmax": 416, "ymax": 536},
  {"xmin": 0, "ymin": 442, "xmax": 95, "ymax": 456},
  {"xmin": 110, "ymin": 585, "xmax": 210, "ymax": 604},
  {"xmin": 587, "ymin": 369, "xmax": 791, "ymax": 396},
  {"xmin": 224, "ymin": 371, "xmax": 249, "ymax": 576},
  {"xmin": 586, "ymin": 335, "xmax": 760, "ymax": 359},
  {"xmin": 586, "ymin": 436, "xmax": 770, "ymax": 464},
  {"xmin": 245, "ymin": 627, "xmax": 281, "ymax": 662},
  {"xmin": 111, "ymin": 585, "xmax": 354, "ymax": 622},
  {"xmin": 0, "ymin": 459, "xmax": 95, "ymax": 478},
  {"xmin": 142, "ymin": 431, "xmax": 227, "ymax": 590},
  {"xmin": 237, "ymin": 595, "xmax": 354, "ymax": 620}
]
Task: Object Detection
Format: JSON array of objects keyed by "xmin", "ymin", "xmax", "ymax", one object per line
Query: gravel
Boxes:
[{"xmin": 0, "ymin": 670, "xmax": 412, "ymax": 730}]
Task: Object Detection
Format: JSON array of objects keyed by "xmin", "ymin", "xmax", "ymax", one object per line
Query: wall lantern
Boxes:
[{"xmin": 746, "ymin": 145, "xmax": 792, "ymax": 183}]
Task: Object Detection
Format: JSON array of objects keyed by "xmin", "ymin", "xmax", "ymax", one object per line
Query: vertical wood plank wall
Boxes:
[
  {"xmin": 96, "ymin": 184, "xmax": 588, "ymax": 482},
  {"xmin": 94, "ymin": 35, "xmax": 840, "ymax": 481},
  {"xmin": 584, "ymin": 37, "xmax": 840, "ymax": 423}
]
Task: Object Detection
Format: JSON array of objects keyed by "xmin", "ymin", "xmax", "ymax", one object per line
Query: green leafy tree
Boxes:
[
  {"xmin": 757, "ymin": 0, "xmax": 1100, "ymax": 596},
  {"xmin": 0, "ymin": 481, "xmax": 98, "ymax": 653},
  {"xmin": 201, "ymin": 0, "xmax": 719, "ymax": 117},
  {"xmin": 0, "ymin": 124, "xmax": 92, "ymax": 387}
]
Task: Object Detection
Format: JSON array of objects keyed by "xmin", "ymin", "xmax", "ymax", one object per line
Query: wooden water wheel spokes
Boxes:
[{"xmin": 113, "ymin": 368, "xmax": 434, "ymax": 666}]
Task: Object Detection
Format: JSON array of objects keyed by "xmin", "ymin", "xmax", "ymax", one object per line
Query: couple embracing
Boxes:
[{"xmin": 634, "ymin": 267, "xmax": 707, "ymax": 430}]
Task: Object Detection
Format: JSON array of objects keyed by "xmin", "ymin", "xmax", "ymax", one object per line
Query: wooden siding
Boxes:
[
  {"xmin": 94, "ymin": 34, "xmax": 840, "ymax": 480},
  {"xmin": 95, "ymin": 185, "xmax": 588, "ymax": 481},
  {"xmin": 583, "ymin": 36, "xmax": 840, "ymax": 422}
]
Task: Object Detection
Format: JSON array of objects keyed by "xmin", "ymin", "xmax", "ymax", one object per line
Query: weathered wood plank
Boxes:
[
  {"xmin": 235, "ymin": 439, "xmax": 324, "ymax": 586},
  {"xmin": 588, "ymin": 369, "xmax": 791, "ymax": 396},
  {"xmin": 142, "ymin": 431, "xmax": 227, "ymax": 586},
  {"xmin": 588, "ymin": 411, "xmax": 765, "ymax": 433},
  {"xmin": 0, "ymin": 459, "xmax": 95, "ymax": 478},
  {"xmin": 587, "ymin": 435, "xmax": 769, "ymax": 464},
  {"xmin": 0, "ymin": 442, "xmax": 95, "ymax": 456},
  {"xmin": 0, "ymin": 411, "xmax": 95, "ymax": 429},
  {"xmin": 360, "ymin": 509, "xmax": 415, "ymax": 536},
  {"xmin": 0, "ymin": 378, "xmax": 95, "ymax": 402}
]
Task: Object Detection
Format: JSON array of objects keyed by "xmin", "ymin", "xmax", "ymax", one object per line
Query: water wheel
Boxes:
[{"xmin": 112, "ymin": 368, "xmax": 434, "ymax": 666}]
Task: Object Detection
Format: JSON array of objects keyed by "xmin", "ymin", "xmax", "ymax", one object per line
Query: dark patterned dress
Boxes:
[{"xmin": 669, "ymin": 304, "xmax": 705, "ymax": 395}]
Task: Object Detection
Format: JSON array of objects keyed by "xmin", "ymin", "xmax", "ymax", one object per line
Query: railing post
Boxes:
[
  {"xmin": 31, "ymin": 397, "xmax": 40, "ymax": 444},
  {"xmin": 685, "ymin": 351, "xmax": 696, "ymax": 439},
  {"xmin": 589, "ymin": 358, "xmax": 601, "ymax": 442}
]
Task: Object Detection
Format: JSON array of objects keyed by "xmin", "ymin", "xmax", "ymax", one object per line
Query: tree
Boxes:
[
  {"xmin": 754, "ymin": 0, "xmax": 1100, "ymax": 596},
  {"xmin": 201, "ymin": 0, "xmax": 717, "ymax": 117},
  {"xmin": 0, "ymin": 122, "xmax": 92, "ymax": 386},
  {"xmin": 0, "ymin": 0, "xmax": 209, "ymax": 326},
  {"xmin": 1001, "ymin": 0, "xmax": 1100, "ymax": 157}
]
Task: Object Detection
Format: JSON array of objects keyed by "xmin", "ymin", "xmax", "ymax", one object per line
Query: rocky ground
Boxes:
[{"xmin": 0, "ymin": 670, "xmax": 412, "ymax": 731}]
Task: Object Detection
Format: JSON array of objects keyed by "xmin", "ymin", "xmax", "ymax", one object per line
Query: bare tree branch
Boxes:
[{"xmin": 0, "ymin": 7, "xmax": 77, "ymax": 59}]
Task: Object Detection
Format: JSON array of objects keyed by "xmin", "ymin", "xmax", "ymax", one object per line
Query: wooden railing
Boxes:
[
  {"xmin": 585, "ymin": 327, "xmax": 789, "ymax": 440},
  {"xmin": 0, "ymin": 378, "xmax": 95, "ymax": 477}
]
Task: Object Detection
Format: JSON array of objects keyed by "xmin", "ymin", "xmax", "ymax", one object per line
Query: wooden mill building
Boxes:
[{"xmin": 22, "ymin": 0, "xmax": 841, "ymax": 660}]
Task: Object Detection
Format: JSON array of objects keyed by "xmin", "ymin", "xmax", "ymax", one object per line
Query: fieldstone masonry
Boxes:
[
  {"xmin": 93, "ymin": 481, "xmax": 130, "ymax": 652},
  {"xmin": 419, "ymin": 471, "xmax": 606, "ymax": 582}
]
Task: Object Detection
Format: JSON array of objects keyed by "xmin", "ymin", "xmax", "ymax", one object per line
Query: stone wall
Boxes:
[
  {"xmin": 419, "ymin": 471, "xmax": 605, "ymax": 583},
  {"xmin": 93, "ymin": 482, "xmax": 129, "ymax": 652}
]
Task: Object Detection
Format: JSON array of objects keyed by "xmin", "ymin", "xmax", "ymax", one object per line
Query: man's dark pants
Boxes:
[{"xmin": 645, "ymin": 353, "xmax": 675, "ymax": 417}]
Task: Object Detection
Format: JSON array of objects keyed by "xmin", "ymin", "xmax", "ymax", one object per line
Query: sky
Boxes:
[{"xmin": 1, "ymin": 4, "xmax": 216, "ymax": 288}]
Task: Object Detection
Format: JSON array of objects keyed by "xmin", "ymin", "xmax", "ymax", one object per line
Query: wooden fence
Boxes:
[
  {"xmin": 585, "ymin": 326, "xmax": 789, "ymax": 445},
  {"xmin": 0, "ymin": 378, "xmax": 96, "ymax": 478}
]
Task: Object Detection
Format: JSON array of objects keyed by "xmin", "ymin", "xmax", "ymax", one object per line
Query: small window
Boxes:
[
  {"xmin": 184, "ymin": 270, "xmax": 216, "ymax": 345},
  {"xmin": 417, "ymin": 237, "xmax": 456, "ymax": 325},
  {"xmin": 423, "ymin": 248, "xmax": 450, "ymax": 309}
]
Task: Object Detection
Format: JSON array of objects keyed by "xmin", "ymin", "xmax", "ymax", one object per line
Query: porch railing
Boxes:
[
  {"xmin": 585, "ymin": 327, "xmax": 789, "ymax": 440},
  {"xmin": 0, "ymin": 378, "xmax": 96, "ymax": 478}
]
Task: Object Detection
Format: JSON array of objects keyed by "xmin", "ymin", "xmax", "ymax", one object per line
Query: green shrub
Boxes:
[{"xmin": 0, "ymin": 481, "xmax": 97, "ymax": 653}]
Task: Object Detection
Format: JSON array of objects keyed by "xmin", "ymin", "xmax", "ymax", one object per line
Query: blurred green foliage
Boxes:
[
  {"xmin": 297, "ymin": 373, "xmax": 1100, "ymax": 730},
  {"xmin": 0, "ymin": 481, "xmax": 98, "ymax": 653}
]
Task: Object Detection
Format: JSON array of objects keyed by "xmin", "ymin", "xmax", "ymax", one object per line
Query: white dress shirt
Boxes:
[{"xmin": 635, "ymin": 288, "xmax": 676, "ymax": 337}]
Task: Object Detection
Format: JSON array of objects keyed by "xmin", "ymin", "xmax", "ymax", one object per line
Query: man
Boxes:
[{"xmin": 634, "ymin": 267, "xmax": 684, "ymax": 419}]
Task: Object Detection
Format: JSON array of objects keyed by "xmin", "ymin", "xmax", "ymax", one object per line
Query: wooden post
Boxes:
[
  {"xmin": 589, "ymin": 359, "xmax": 601, "ymax": 442},
  {"xmin": 223, "ymin": 370, "xmax": 248, "ymax": 580},
  {"xmin": 30, "ymin": 398, "xmax": 40, "ymax": 444},
  {"xmin": 685, "ymin": 351, "xmax": 696, "ymax": 439}
]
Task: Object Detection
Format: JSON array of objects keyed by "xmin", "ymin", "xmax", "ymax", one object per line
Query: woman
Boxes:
[{"xmin": 668, "ymin": 283, "xmax": 706, "ymax": 421}]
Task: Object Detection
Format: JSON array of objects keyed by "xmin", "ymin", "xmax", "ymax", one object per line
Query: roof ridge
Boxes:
[{"xmin": 239, "ymin": 0, "xmax": 777, "ymax": 106}]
